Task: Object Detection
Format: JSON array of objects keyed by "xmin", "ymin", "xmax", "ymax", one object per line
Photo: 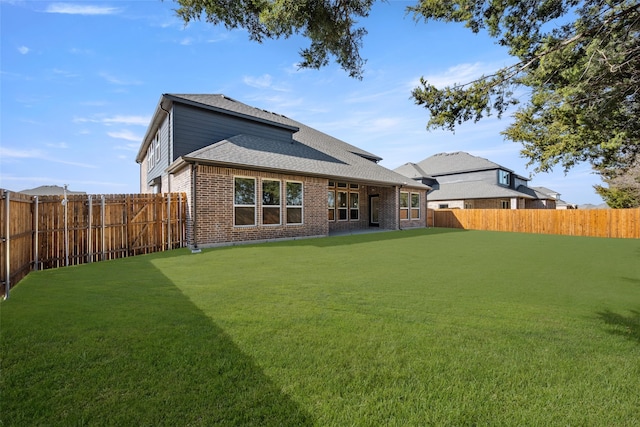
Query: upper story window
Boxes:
[
  {"xmin": 498, "ymin": 170, "xmax": 510, "ymax": 186},
  {"xmin": 154, "ymin": 132, "xmax": 161, "ymax": 166},
  {"xmin": 147, "ymin": 144, "xmax": 154, "ymax": 170}
]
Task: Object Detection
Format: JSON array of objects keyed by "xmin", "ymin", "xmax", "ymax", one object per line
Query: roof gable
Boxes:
[
  {"xmin": 163, "ymin": 94, "xmax": 428, "ymax": 188},
  {"xmin": 415, "ymin": 151, "xmax": 507, "ymax": 176}
]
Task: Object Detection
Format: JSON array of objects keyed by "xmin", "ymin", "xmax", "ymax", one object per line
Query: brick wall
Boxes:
[{"xmin": 191, "ymin": 165, "xmax": 328, "ymax": 248}]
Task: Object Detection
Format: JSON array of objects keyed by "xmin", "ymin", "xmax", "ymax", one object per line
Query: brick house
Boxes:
[
  {"xmin": 395, "ymin": 151, "xmax": 560, "ymax": 210},
  {"xmin": 136, "ymin": 94, "xmax": 430, "ymax": 248}
]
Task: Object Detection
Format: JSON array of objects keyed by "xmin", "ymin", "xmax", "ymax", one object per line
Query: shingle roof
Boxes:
[
  {"xmin": 393, "ymin": 162, "xmax": 431, "ymax": 179},
  {"xmin": 19, "ymin": 185, "xmax": 86, "ymax": 196},
  {"xmin": 413, "ymin": 151, "xmax": 509, "ymax": 176},
  {"xmin": 427, "ymin": 181, "xmax": 536, "ymax": 201},
  {"xmin": 166, "ymin": 94, "xmax": 429, "ymax": 188}
]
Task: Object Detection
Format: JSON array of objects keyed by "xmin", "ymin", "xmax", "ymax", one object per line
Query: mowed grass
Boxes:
[{"xmin": 2, "ymin": 228, "xmax": 639, "ymax": 426}]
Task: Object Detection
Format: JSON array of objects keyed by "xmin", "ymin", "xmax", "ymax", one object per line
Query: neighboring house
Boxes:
[
  {"xmin": 19, "ymin": 185, "xmax": 86, "ymax": 196},
  {"xmin": 530, "ymin": 186, "xmax": 577, "ymax": 209},
  {"xmin": 395, "ymin": 151, "xmax": 558, "ymax": 210},
  {"xmin": 136, "ymin": 94, "xmax": 429, "ymax": 248}
]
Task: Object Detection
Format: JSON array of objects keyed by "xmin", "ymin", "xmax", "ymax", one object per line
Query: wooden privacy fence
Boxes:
[
  {"xmin": 433, "ymin": 208, "xmax": 640, "ymax": 238},
  {"xmin": 1, "ymin": 190, "xmax": 187, "ymax": 298}
]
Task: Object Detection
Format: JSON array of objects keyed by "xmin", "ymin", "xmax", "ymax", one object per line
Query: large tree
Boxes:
[{"xmin": 173, "ymin": 0, "xmax": 639, "ymax": 191}]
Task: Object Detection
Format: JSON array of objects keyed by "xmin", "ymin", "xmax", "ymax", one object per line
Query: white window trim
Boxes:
[
  {"xmin": 328, "ymin": 189, "xmax": 336, "ymax": 222},
  {"xmin": 261, "ymin": 179, "xmax": 281, "ymax": 226},
  {"xmin": 337, "ymin": 190, "xmax": 348, "ymax": 221},
  {"xmin": 234, "ymin": 176, "xmax": 257, "ymax": 227},
  {"xmin": 350, "ymin": 191, "xmax": 359, "ymax": 221},
  {"xmin": 400, "ymin": 191, "xmax": 409, "ymax": 221},
  {"xmin": 154, "ymin": 132, "xmax": 161, "ymax": 167},
  {"xmin": 410, "ymin": 192, "xmax": 420, "ymax": 219},
  {"xmin": 286, "ymin": 180, "xmax": 304, "ymax": 225}
]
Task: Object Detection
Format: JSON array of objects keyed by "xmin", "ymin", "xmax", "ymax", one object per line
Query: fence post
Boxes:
[
  {"xmin": 3, "ymin": 190, "xmax": 10, "ymax": 299},
  {"xmin": 166, "ymin": 193, "xmax": 171, "ymax": 251},
  {"xmin": 87, "ymin": 195, "xmax": 93, "ymax": 263},
  {"xmin": 63, "ymin": 186, "xmax": 69, "ymax": 267},
  {"xmin": 33, "ymin": 196, "xmax": 39, "ymax": 271},
  {"xmin": 101, "ymin": 195, "xmax": 106, "ymax": 261},
  {"xmin": 179, "ymin": 193, "xmax": 183, "ymax": 247}
]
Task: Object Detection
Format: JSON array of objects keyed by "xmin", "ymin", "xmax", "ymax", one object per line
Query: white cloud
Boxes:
[
  {"xmin": 45, "ymin": 142, "xmax": 69, "ymax": 149},
  {"xmin": 0, "ymin": 146, "xmax": 97, "ymax": 168},
  {"xmin": 102, "ymin": 115, "xmax": 150, "ymax": 126},
  {"xmin": 0, "ymin": 147, "xmax": 44, "ymax": 159},
  {"xmin": 99, "ymin": 72, "xmax": 142, "ymax": 85},
  {"xmin": 411, "ymin": 62, "xmax": 508, "ymax": 89},
  {"xmin": 114, "ymin": 143, "xmax": 140, "ymax": 152},
  {"xmin": 17, "ymin": 46, "xmax": 30, "ymax": 55},
  {"xmin": 45, "ymin": 3, "xmax": 120, "ymax": 15},
  {"xmin": 107, "ymin": 130, "xmax": 142, "ymax": 142},
  {"xmin": 243, "ymin": 74, "xmax": 273, "ymax": 89},
  {"xmin": 73, "ymin": 115, "xmax": 150, "ymax": 126}
]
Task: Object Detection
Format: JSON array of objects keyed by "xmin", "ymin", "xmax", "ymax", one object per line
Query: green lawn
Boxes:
[{"xmin": 2, "ymin": 228, "xmax": 639, "ymax": 426}]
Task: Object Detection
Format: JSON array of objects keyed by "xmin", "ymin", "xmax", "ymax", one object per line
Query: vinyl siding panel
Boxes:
[
  {"xmin": 146, "ymin": 114, "xmax": 170, "ymax": 185},
  {"xmin": 436, "ymin": 170, "xmax": 497, "ymax": 185},
  {"xmin": 172, "ymin": 104, "xmax": 294, "ymax": 160}
]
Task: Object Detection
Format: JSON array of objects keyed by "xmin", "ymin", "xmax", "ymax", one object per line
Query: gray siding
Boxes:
[
  {"xmin": 146, "ymin": 114, "xmax": 170, "ymax": 184},
  {"xmin": 172, "ymin": 104, "xmax": 295, "ymax": 160},
  {"xmin": 436, "ymin": 170, "xmax": 496, "ymax": 185}
]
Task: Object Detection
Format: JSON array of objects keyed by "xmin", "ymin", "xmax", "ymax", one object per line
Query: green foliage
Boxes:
[
  {"xmin": 173, "ymin": 0, "xmax": 374, "ymax": 79},
  {"xmin": 172, "ymin": 0, "xmax": 639, "ymax": 180},
  {"xmin": 594, "ymin": 157, "xmax": 640, "ymax": 207},
  {"xmin": 412, "ymin": 0, "xmax": 640, "ymax": 175},
  {"xmin": 3, "ymin": 230, "xmax": 640, "ymax": 425},
  {"xmin": 594, "ymin": 185, "xmax": 640, "ymax": 208}
]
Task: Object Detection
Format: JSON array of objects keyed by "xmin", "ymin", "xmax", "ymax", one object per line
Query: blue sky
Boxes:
[{"xmin": 1, "ymin": 0, "xmax": 604, "ymax": 205}]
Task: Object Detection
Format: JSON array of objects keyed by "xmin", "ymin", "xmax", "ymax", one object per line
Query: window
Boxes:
[
  {"xmin": 147, "ymin": 143, "xmax": 154, "ymax": 169},
  {"xmin": 349, "ymin": 183, "xmax": 359, "ymax": 190},
  {"xmin": 438, "ymin": 204, "xmax": 449, "ymax": 209},
  {"xmin": 154, "ymin": 132, "xmax": 161, "ymax": 166},
  {"xmin": 501, "ymin": 200, "xmax": 510, "ymax": 209},
  {"xmin": 328, "ymin": 190, "xmax": 336, "ymax": 221},
  {"xmin": 400, "ymin": 191, "xmax": 409, "ymax": 220},
  {"xmin": 350, "ymin": 192, "xmax": 359, "ymax": 220},
  {"xmin": 234, "ymin": 177, "xmax": 256, "ymax": 226},
  {"xmin": 464, "ymin": 201, "xmax": 473, "ymax": 209},
  {"xmin": 286, "ymin": 181, "xmax": 303, "ymax": 224},
  {"xmin": 337, "ymin": 191, "xmax": 348, "ymax": 220},
  {"xmin": 411, "ymin": 193, "xmax": 420, "ymax": 219},
  {"xmin": 262, "ymin": 180, "xmax": 280, "ymax": 225},
  {"xmin": 337, "ymin": 182, "xmax": 348, "ymax": 189},
  {"xmin": 498, "ymin": 170, "xmax": 510, "ymax": 186}
]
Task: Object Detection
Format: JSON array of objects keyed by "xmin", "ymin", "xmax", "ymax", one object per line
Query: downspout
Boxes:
[{"xmin": 191, "ymin": 162, "xmax": 201, "ymax": 253}]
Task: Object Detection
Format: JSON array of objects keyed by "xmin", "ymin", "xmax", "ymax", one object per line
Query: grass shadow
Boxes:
[
  {"xmin": 597, "ymin": 309, "xmax": 640, "ymax": 344},
  {"xmin": 1, "ymin": 257, "xmax": 313, "ymax": 426}
]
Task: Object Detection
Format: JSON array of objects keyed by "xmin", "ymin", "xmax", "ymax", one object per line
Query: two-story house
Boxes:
[
  {"xmin": 395, "ymin": 151, "xmax": 557, "ymax": 209},
  {"xmin": 136, "ymin": 94, "xmax": 430, "ymax": 249}
]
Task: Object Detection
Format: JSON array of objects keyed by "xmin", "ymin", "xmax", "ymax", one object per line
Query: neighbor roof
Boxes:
[
  {"xmin": 19, "ymin": 185, "xmax": 86, "ymax": 196},
  {"xmin": 427, "ymin": 181, "xmax": 536, "ymax": 201},
  {"xmin": 164, "ymin": 94, "xmax": 429, "ymax": 189},
  {"xmin": 413, "ymin": 151, "xmax": 509, "ymax": 176}
]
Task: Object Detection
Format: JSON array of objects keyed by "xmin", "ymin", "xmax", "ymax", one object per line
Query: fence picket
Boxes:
[
  {"xmin": 433, "ymin": 208, "xmax": 640, "ymax": 239},
  {"xmin": 0, "ymin": 191, "xmax": 186, "ymax": 296}
]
